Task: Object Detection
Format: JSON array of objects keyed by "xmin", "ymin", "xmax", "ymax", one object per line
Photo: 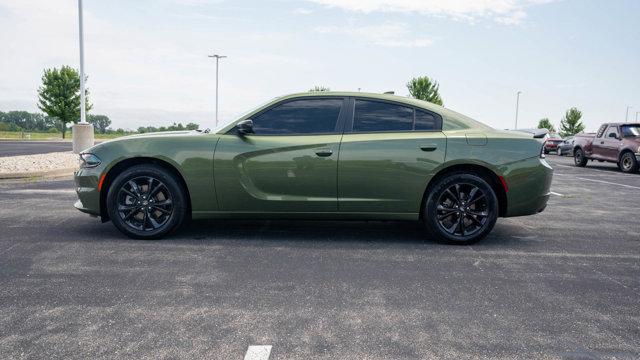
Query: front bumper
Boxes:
[
  {"xmin": 74, "ymin": 168, "xmax": 101, "ymax": 216},
  {"xmin": 503, "ymin": 156, "xmax": 553, "ymax": 217}
]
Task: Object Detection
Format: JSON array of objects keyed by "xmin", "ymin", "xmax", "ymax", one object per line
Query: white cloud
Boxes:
[
  {"xmin": 316, "ymin": 22, "xmax": 432, "ymax": 48},
  {"xmin": 292, "ymin": 8, "xmax": 314, "ymax": 15},
  {"xmin": 308, "ymin": 0, "xmax": 558, "ymax": 24}
]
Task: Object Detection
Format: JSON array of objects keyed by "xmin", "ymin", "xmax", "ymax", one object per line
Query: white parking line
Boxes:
[
  {"xmin": 2, "ymin": 189, "xmax": 76, "ymax": 195},
  {"xmin": 552, "ymin": 162, "xmax": 634, "ymax": 176},
  {"xmin": 573, "ymin": 177, "xmax": 640, "ymax": 190},
  {"xmin": 244, "ymin": 345, "xmax": 272, "ymax": 360},
  {"xmin": 550, "ymin": 191, "xmax": 564, "ymax": 197}
]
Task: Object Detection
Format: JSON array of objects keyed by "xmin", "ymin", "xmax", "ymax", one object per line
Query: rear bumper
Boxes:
[{"xmin": 503, "ymin": 156, "xmax": 553, "ymax": 217}]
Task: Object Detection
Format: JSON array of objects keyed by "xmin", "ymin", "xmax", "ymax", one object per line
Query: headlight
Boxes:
[{"xmin": 79, "ymin": 153, "xmax": 101, "ymax": 168}]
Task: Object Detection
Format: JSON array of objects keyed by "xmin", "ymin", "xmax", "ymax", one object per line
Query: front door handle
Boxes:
[
  {"xmin": 420, "ymin": 144, "xmax": 438, "ymax": 152},
  {"xmin": 315, "ymin": 149, "xmax": 333, "ymax": 157}
]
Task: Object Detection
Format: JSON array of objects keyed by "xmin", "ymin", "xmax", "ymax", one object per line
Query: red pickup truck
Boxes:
[{"xmin": 573, "ymin": 123, "xmax": 640, "ymax": 173}]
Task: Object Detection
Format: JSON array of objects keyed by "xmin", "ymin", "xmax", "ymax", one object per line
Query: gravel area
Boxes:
[{"xmin": 0, "ymin": 151, "xmax": 78, "ymax": 175}]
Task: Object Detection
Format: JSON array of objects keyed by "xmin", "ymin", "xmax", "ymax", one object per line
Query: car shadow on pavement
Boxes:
[{"xmin": 75, "ymin": 218, "xmax": 527, "ymax": 249}]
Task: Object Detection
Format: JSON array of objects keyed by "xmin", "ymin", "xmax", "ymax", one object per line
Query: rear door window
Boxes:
[
  {"xmin": 415, "ymin": 110, "xmax": 439, "ymax": 131},
  {"xmin": 353, "ymin": 100, "xmax": 414, "ymax": 132}
]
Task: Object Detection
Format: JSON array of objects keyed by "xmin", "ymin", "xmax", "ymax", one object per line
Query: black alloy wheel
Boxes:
[
  {"xmin": 435, "ymin": 183, "xmax": 489, "ymax": 237},
  {"xmin": 423, "ymin": 173, "xmax": 498, "ymax": 244},
  {"xmin": 107, "ymin": 164, "xmax": 186, "ymax": 239},
  {"xmin": 117, "ymin": 176, "xmax": 173, "ymax": 231}
]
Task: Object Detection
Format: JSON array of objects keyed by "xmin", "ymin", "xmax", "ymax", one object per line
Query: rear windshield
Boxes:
[{"xmin": 621, "ymin": 125, "xmax": 640, "ymax": 137}]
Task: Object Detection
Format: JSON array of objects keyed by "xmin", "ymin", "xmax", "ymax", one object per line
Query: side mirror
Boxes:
[{"xmin": 236, "ymin": 119, "xmax": 254, "ymax": 136}]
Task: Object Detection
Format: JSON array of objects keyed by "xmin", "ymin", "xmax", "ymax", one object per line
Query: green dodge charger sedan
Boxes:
[{"xmin": 74, "ymin": 92, "xmax": 553, "ymax": 244}]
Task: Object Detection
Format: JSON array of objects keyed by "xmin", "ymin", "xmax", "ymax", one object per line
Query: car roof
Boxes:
[
  {"xmin": 281, "ymin": 91, "xmax": 494, "ymax": 130},
  {"xmin": 605, "ymin": 122, "xmax": 640, "ymax": 126},
  {"xmin": 281, "ymin": 91, "xmax": 445, "ymax": 113}
]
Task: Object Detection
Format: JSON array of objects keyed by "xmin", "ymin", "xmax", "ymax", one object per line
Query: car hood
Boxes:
[{"xmin": 84, "ymin": 130, "xmax": 208, "ymax": 154}]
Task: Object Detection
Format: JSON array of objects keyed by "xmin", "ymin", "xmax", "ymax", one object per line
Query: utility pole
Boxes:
[
  {"xmin": 208, "ymin": 54, "xmax": 227, "ymax": 127},
  {"xmin": 625, "ymin": 106, "xmax": 633, "ymax": 122},
  {"xmin": 79, "ymin": 0, "xmax": 86, "ymax": 124},
  {"xmin": 514, "ymin": 91, "xmax": 522, "ymax": 130},
  {"xmin": 72, "ymin": 0, "xmax": 94, "ymax": 153}
]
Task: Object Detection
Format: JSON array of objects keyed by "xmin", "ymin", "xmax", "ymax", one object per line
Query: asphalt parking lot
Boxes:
[
  {"xmin": 0, "ymin": 141, "xmax": 72, "ymax": 157},
  {"xmin": 0, "ymin": 155, "xmax": 638, "ymax": 359}
]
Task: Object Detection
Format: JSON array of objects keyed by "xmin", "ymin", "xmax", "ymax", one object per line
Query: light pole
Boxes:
[
  {"xmin": 79, "ymin": 0, "xmax": 86, "ymax": 124},
  {"xmin": 208, "ymin": 54, "xmax": 227, "ymax": 127},
  {"xmin": 514, "ymin": 91, "xmax": 522, "ymax": 130},
  {"xmin": 73, "ymin": 0, "xmax": 94, "ymax": 153},
  {"xmin": 625, "ymin": 106, "xmax": 633, "ymax": 122},
  {"xmin": 636, "ymin": 111, "xmax": 639, "ymax": 122}
]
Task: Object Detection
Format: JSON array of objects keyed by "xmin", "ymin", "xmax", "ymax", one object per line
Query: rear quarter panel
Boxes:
[{"xmin": 442, "ymin": 129, "xmax": 552, "ymax": 217}]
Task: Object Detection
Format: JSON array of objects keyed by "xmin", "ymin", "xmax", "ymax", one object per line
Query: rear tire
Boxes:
[
  {"xmin": 423, "ymin": 173, "xmax": 498, "ymax": 245},
  {"xmin": 619, "ymin": 152, "xmax": 639, "ymax": 173},
  {"xmin": 107, "ymin": 164, "xmax": 187, "ymax": 239},
  {"xmin": 574, "ymin": 148, "xmax": 587, "ymax": 167}
]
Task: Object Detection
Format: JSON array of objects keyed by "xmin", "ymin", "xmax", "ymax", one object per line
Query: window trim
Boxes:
[
  {"xmin": 344, "ymin": 97, "xmax": 443, "ymax": 134},
  {"xmin": 225, "ymin": 96, "xmax": 348, "ymax": 136}
]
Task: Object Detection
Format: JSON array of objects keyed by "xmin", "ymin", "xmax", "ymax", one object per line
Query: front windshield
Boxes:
[{"xmin": 621, "ymin": 125, "xmax": 640, "ymax": 137}]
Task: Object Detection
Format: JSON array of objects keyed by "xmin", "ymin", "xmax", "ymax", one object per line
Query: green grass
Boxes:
[{"xmin": 0, "ymin": 131, "xmax": 129, "ymax": 141}]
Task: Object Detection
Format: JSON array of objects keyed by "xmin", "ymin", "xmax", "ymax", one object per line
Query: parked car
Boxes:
[
  {"xmin": 543, "ymin": 133, "xmax": 564, "ymax": 154},
  {"xmin": 74, "ymin": 92, "xmax": 553, "ymax": 244},
  {"xmin": 556, "ymin": 137, "xmax": 574, "ymax": 156},
  {"xmin": 573, "ymin": 123, "xmax": 640, "ymax": 173}
]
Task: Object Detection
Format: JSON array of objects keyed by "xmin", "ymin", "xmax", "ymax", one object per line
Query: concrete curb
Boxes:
[{"xmin": 0, "ymin": 167, "xmax": 77, "ymax": 180}]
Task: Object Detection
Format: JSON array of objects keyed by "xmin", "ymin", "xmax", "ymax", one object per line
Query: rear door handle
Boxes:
[
  {"xmin": 315, "ymin": 149, "xmax": 333, "ymax": 157},
  {"xmin": 420, "ymin": 144, "xmax": 438, "ymax": 152}
]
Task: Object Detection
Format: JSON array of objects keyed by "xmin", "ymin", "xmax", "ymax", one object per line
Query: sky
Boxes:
[{"xmin": 0, "ymin": 0, "xmax": 638, "ymax": 132}]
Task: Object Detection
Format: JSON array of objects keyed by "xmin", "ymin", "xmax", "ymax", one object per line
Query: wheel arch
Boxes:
[
  {"xmin": 99, "ymin": 157, "xmax": 192, "ymax": 222},
  {"xmin": 420, "ymin": 164, "xmax": 507, "ymax": 219},
  {"xmin": 573, "ymin": 145, "xmax": 583, "ymax": 154},
  {"xmin": 618, "ymin": 148, "xmax": 635, "ymax": 163}
]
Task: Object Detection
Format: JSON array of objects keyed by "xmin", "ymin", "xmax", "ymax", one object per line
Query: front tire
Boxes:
[
  {"xmin": 107, "ymin": 164, "xmax": 187, "ymax": 239},
  {"xmin": 423, "ymin": 173, "xmax": 498, "ymax": 245},
  {"xmin": 619, "ymin": 152, "xmax": 639, "ymax": 173},
  {"xmin": 574, "ymin": 148, "xmax": 587, "ymax": 167}
]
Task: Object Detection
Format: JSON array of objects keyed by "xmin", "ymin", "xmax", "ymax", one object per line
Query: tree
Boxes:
[
  {"xmin": 407, "ymin": 76, "xmax": 443, "ymax": 105},
  {"xmin": 559, "ymin": 107, "xmax": 585, "ymax": 137},
  {"xmin": 309, "ymin": 86, "xmax": 330, "ymax": 92},
  {"xmin": 37, "ymin": 66, "xmax": 91, "ymax": 138},
  {"xmin": 537, "ymin": 118, "xmax": 555, "ymax": 132},
  {"xmin": 87, "ymin": 114, "xmax": 111, "ymax": 134},
  {"xmin": 185, "ymin": 122, "xmax": 199, "ymax": 130}
]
